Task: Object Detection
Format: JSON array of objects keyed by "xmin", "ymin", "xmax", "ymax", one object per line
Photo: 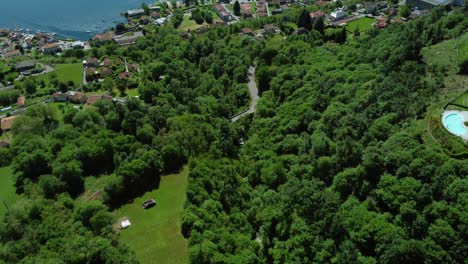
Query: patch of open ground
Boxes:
[
  {"xmin": 346, "ymin": 17, "xmax": 375, "ymax": 33},
  {"xmin": 0, "ymin": 166, "xmax": 18, "ymax": 217},
  {"xmin": 114, "ymin": 166, "xmax": 189, "ymax": 264}
]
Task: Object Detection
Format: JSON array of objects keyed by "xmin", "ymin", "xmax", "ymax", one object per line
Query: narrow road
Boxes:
[{"xmin": 230, "ymin": 66, "xmax": 259, "ymax": 122}]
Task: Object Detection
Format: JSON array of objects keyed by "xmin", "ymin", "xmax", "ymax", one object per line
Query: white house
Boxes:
[
  {"xmin": 71, "ymin": 41, "xmax": 85, "ymax": 49},
  {"xmin": 330, "ymin": 9, "xmax": 346, "ymax": 21},
  {"xmin": 127, "ymin": 9, "xmax": 145, "ymax": 17}
]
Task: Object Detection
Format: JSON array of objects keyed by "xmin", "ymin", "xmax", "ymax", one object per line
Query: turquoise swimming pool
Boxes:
[{"xmin": 444, "ymin": 113, "xmax": 467, "ymax": 135}]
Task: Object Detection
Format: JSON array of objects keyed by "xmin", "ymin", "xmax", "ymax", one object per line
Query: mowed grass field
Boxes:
[
  {"xmin": 114, "ymin": 167, "xmax": 189, "ymax": 264},
  {"xmin": 0, "ymin": 166, "xmax": 18, "ymax": 217},
  {"xmin": 34, "ymin": 63, "xmax": 82, "ymax": 85},
  {"xmin": 454, "ymin": 92, "xmax": 468, "ymax": 107},
  {"xmin": 346, "ymin": 17, "xmax": 375, "ymax": 33}
]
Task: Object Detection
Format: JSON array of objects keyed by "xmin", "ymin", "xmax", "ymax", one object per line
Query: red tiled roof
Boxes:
[
  {"xmin": 102, "ymin": 58, "xmax": 113, "ymax": 67},
  {"xmin": 1, "ymin": 116, "xmax": 19, "ymax": 130},
  {"xmin": 100, "ymin": 67, "xmax": 113, "ymax": 77},
  {"xmin": 119, "ymin": 71, "xmax": 132, "ymax": 80},
  {"xmin": 17, "ymin": 96, "xmax": 25, "ymax": 107},
  {"xmin": 42, "ymin": 42, "xmax": 60, "ymax": 50},
  {"xmin": 311, "ymin": 11, "xmax": 326, "ymax": 18},
  {"xmin": 86, "ymin": 95, "xmax": 113, "ymax": 105},
  {"xmin": 93, "ymin": 31, "xmax": 115, "ymax": 42},
  {"xmin": 4, "ymin": 50, "xmax": 20, "ymax": 58},
  {"xmin": 241, "ymin": 3, "xmax": 251, "ymax": 11}
]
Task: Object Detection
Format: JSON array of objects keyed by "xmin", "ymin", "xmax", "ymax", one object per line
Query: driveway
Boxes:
[{"xmin": 230, "ymin": 65, "xmax": 258, "ymax": 122}]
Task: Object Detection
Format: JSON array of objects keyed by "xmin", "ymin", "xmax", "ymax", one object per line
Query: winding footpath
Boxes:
[{"xmin": 230, "ymin": 66, "xmax": 259, "ymax": 122}]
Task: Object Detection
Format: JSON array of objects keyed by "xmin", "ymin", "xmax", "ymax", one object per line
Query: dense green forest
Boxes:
[{"xmin": 1, "ymin": 3, "xmax": 467, "ymax": 264}]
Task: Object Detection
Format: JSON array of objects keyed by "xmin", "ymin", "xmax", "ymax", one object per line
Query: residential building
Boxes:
[
  {"xmin": 72, "ymin": 41, "xmax": 85, "ymax": 49},
  {"xmin": 85, "ymin": 67, "xmax": 97, "ymax": 82},
  {"xmin": 86, "ymin": 95, "xmax": 113, "ymax": 105},
  {"xmin": 311, "ymin": 11, "xmax": 326, "ymax": 18},
  {"xmin": 119, "ymin": 72, "xmax": 132, "ymax": 80},
  {"xmin": 330, "ymin": 9, "xmax": 346, "ymax": 21},
  {"xmin": 375, "ymin": 16, "xmax": 389, "ymax": 28},
  {"xmin": 42, "ymin": 42, "xmax": 61, "ymax": 54},
  {"xmin": 263, "ymin": 24, "xmax": 277, "ymax": 35},
  {"xmin": 101, "ymin": 58, "xmax": 113, "ymax": 67},
  {"xmin": 68, "ymin": 92, "xmax": 87, "ymax": 104},
  {"xmin": 93, "ymin": 31, "xmax": 115, "ymax": 43},
  {"xmin": 148, "ymin": 4, "xmax": 161, "ymax": 11},
  {"xmin": 114, "ymin": 31, "xmax": 143, "ymax": 46},
  {"xmin": 214, "ymin": 4, "xmax": 233, "ymax": 22},
  {"xmin": 257, "ymin": 0, "xmax": 268, "ymax": 17},
  {"xmin": 17, "ymin": 96, "xmax": 25, "ymax": 107},
  {"xmin": 16, "ymin": 61, "xmax": 36, "ymax": 72},
  {"xmin": 51, "ymin": 92, "xmax": 69, "ymax": 102},
  {"xmin": 100, "ymin": 67, "xmax": 113, "ymax": 78},
  {"xmin": 1, "ymin": 116, "xmax": 18, "ymax": 131},
  {"xmin": 406, "ymin": 0, "xmax": 454, "ymax": 9},
  {"xmin": 84, "ymin": 57, "xmax": 99, "ymax": 67},
  {"xmin": 3, "ymin": 49, "xmax": 20, "ymax": 59},
  {"xmin": 128, "ymin": 63, "xmax": 139, "ymax": 72},
  {"xmin": 241, "ymin": 3, "xmax": 253, "ymax": 18},
  {"xmin": 241, "ymin": 28, "xmax": 254, "ymax": 36},
  {"xmin": 127, "ymin": 9, "xmax": 145, "ymax": 17},
  {"xmin": 272, "ymin": 9, "xmax": 283, "ymax": 15}
]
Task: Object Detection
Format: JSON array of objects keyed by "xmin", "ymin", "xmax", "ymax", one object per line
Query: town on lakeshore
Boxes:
[{"xmin": 0, "ymin": 0, "xmax": 464, "ymax": 142}]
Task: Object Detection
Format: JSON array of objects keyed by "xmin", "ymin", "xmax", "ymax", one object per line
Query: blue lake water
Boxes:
[{"xmin": 0, "ymin": 0, "xmax": 149, "ymax": 40}]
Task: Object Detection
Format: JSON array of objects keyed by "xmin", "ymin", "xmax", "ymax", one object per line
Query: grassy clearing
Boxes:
[
  {"xmin": 422, "ymin": 32, "xmax": 467, "ymax": 75},
  {"xmin": 0, "ymin": 167, "xmax": 18, "ymax": 217},
  {"xmin": 179, "ymin": 14, "xmax": 201, "ymax": 31},
  {"xmin": 458, "ymin": 32, "xmax": 468, "ymax": 59},
  {"xmin": 346, "ymin": 17, "xmax": 375, "ymax": 33},
  {"xmin": 54, "ymin": 63, "xmax": 83, "ymax": 84},
  {"xmin": 33, "ymin": 63, "xmax": 82, "ymax": 86},
  {"xmin": 125, "ymin": 88, "xmax": 139, "ymax": 97},
  {"xmin": 114, "ymin": 167, "xmax": 189, "ymax": 264}
]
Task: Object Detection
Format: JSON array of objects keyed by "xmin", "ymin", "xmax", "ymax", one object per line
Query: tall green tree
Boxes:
[{"xmin": 233, "ymin": 1, "xmax": 241, "ymax": 16}]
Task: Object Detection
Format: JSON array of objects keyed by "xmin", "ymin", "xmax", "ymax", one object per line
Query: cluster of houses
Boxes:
[
  {"xmin": 84, "ymin": 57, "xmax": 115, "ymax": 82},
  {"xmin": 124, "ymin": 4, "xmax": 172, "ymax": 27},
  {"xmin": 0, "ymin": 92, "xmax": 115, "ymax": 132},
  {"xmin": 50, "ymin": 91, "xmax": 114, "ymax": 105},
  {"xmin": 240, "ymin": 23, "xmax": 280, "ymax": 38},
  {"xmin": 93, "ymin": 31, "xmax": 144, "ymax": 46},
  {"xmin": 83, "ymin": 57, "xmax": 139, "ymax": 82},
  {"xmin": 0, "ymin": 29, "xmax": 89, "ymax": 59}
]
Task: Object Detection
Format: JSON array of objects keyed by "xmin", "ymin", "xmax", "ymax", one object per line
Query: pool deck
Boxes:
[{"xmin": 442, "ymin": 110, "xmax": 468, "ymax": 140}]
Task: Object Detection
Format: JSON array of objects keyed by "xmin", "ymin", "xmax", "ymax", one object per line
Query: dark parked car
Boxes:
[{"xmin": 142, "ymin": 199, "xmax": 156, "ymax": 209}]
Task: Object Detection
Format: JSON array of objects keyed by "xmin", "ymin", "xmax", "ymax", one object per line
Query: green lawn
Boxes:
[
  {"xmin": 114, "ymin": 167, "xmax": 189, "ymax": 264},
  {"xmin": 346, "ymin": 17, "xmax": 375, "ymax": 33},
  {"xmin": 453, "ymin": 92, "xmax": 468, "ymax": 107},
  {"xmin": 0, "ymin": 166, "xmax": 18, "ymax": 218},
  {"xmin": 34, "ymin": 63, "xmax": 82, "ymax": 86},
  {"xmin": 54, "ymin": 63, "xmax": 83, "ymax": 84},
  {"xmin": 125, "ymin": 88, "xmax": 139, "ymax": 97}
]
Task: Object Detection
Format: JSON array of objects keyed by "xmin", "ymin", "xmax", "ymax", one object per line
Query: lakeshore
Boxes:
[{"xmin": 0, "ymin": 0, "xmax": 148, "ymax": 40}]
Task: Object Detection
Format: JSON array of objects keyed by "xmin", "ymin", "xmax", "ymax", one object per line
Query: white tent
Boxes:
[{"xmin": 120, "ymin": 219, "xmax": 132, "ymax": 229}]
